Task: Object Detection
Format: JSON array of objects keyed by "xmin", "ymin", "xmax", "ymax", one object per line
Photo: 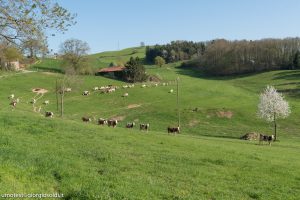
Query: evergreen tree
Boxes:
[{"xmin": 125, "ymin": 57, "xmax": 147, "ymax": 82}]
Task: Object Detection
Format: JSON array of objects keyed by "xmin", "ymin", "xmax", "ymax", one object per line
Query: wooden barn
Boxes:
[{"xmin": 96, "ymin": 66, "xmax": 125, "ymax": 78}]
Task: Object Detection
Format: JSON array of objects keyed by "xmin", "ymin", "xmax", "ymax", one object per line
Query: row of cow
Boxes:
[
  {"xmin": 81, "ymin": 116, "xmax": 180, "ymax": 134},
  {"xmin": 81, "ymin": 81, "xmax": 175, "ymax": 96}
]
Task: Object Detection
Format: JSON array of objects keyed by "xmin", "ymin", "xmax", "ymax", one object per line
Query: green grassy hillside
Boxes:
[
  {"xmin": 1, "ymin": 110, "xmax": 299, "ymax": 200},
  {"xmin": 2, "ymin": 66, "xmax": 299, "ymax": 139},
  {"xmin": 1, "ymin": 47, "xmax": 300, "ymax": 199},
  {"xmin": 30, "ymin": 47, "xmax": 145, "ymax": 72}
]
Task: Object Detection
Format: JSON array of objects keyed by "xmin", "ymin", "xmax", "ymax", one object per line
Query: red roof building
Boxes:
[{"xmin": 97, "ymin": 66, "xmax": 125, "ymax": 73}]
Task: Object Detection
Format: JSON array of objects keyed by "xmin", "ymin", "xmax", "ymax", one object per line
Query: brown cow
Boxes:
[
  {"xmin": 45, "ymin": 111, "xmax": 54, "ymax": 118},
  {"xmin": 82, "ymin": 117, "xmax": 92, "ymax": 122},
  {"xmin": 167, "ymin": 126, "xmax": 180, "ymax": 134},
  {"xmin": 98, "ymin": 118, "xmax": 108, "ymax": 125},
  {"xmin": 108, "ymin": 119, "xmax": 118, "ymax": 128}
]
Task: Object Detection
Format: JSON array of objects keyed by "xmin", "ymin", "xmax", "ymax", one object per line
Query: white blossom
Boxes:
[{"xmin": 258, "ymin": 85, "xmax": 291, "ymax": 122}]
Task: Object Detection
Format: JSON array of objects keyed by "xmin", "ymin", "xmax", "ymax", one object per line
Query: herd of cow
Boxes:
[{"xmin": 80, "ymin": 116, "xmax": 180, "ymax": 134}]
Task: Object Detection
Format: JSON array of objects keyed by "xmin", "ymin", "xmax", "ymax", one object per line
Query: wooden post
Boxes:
[{"xmin": 56, "ymin": 79, "xmax": 59, "ymax": 112}]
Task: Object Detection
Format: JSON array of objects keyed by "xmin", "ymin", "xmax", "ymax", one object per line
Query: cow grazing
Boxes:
[
  {"xmin": 108, "ymin": 119, "xmax": 118, "ymax": 128},
  {"xmin": 10, "ymin": 101, "xmax": 17, "ymax": 108},
  {"xmin": 31, "ymin": 98, "xmax": 36, "ymax": 104},
  {"xmin": 45, "ymin": 111, "xmax": 54, "ymax": 118},
  {"xmin": 128, "ymin": 84, "xmax": 135, "ymax": 88},
  {"xmin": 8, "ymin": 94, "xmax": 15, "ymax": 99},
  {"xmin": 15, "ymin": 98, "xmax": 20, "ymax": 103},
  {"xmin": 169, "ymin": 89, "xmax": 174, "ymax": 93},
  {"xmin": 126, "ymin": 122, "xmax": 135, "ymax": 128},
  {"xmin": 108, "ymin": 88, "xmax": 115, "ymax": 93},
  {"xmin": 123, "ymin": 85, "xmax": 128, "ymax": 89},
  {"xmin": 140, "ymin": 123, "xmax": 150, "ymax": 131},
  {"xmin": 141, "ymin": 84, "xmax": 146, "ymax": 88},
  {"xmin": 82, "ymin": 91, "xmax": 90, "ymax": 96},
  {"xmin": 65, "ymin": 88, "xmax": 72, "ymax": 92},
  {"xmin": 168, "ymin": 126, "xmax": 180, "ymax": 134},
  {"xmin": 82, "ymin": 117, "xmax": 92, "ymax": 122},
  {"xmin": 259, "ymin": 134, "xmax": 275, "ymax": 145},
  {"xmin": 122, "ymin": 93, "xmax": 129, "ymax": 97},
  {"xmin": 44, "ymin": 100, "xmax": 49, "ymax": 105},
  {"xmin": 98, "ymin": 118, "xmax": 108, "ymax": 125},
  {"xmin": 93, "ymin": 87, "xmax": 99, "ymax": 91}
]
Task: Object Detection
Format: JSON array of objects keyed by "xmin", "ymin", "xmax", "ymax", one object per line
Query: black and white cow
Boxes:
[
  {"xmin": 126, "ymin": 122, "xmax": 135, "ymax": 128},
  {"xmin": 45, "ymin": 111, "xmax": 54, "ymax": 118},
  {"xmin": 108, "ymin": 119, "xmax": 118, "ymax": 128},
  {"xmin": 140, "ymin": 123, "xmax": 150, "ymax": 131}
]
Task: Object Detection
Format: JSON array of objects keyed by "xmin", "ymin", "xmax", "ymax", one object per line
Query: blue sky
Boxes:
[{"xmin": 48, "ymin": 0, "xmax": 300, "ymax": 54}]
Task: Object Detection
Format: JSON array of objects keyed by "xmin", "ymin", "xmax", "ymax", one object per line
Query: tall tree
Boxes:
[
  {"xmin": 59, "ymin": 39, "xmax": 91, "ymax": 74},
  {"xmin": 22, "ymin": 33, "xmax": 48, "ymax": 58},
  {"xmin": 258, "ymin": 86, "xmax": 291, "ymax": 141},
  {"xmin": 154, "ymin": 56, "xmax": 165, "ymax": 67},
  {"xmin": 0, "ymin": 0, "xmax": 76, "ymax": 44},
  {"xmin": 125, "ymin": 57, "xmax": 147, "ymax": 82}
]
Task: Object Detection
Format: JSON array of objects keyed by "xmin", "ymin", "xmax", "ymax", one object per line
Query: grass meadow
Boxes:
[{"xmin": 0, "ymin": 48, "xmax": 300, "ymax": 199}]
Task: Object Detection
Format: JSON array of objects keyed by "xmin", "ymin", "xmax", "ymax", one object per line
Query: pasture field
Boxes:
[{"xmin": 1, "ymin": 48, "xmax": 300, "ymax": 199}]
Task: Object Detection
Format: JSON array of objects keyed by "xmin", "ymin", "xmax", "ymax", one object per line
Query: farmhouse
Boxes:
[
  {"xmin": 96, "ymin": 66, "xmax": 125, "ymax": 78},
  {"xmin": 1, "ymin": 60, "xmax": 23, "ymax": 71}
]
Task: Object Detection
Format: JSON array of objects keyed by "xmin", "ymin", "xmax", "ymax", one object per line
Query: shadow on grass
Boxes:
[
  {"xmin": 32, "ymin": 66, "xmax": 63, "ymax": 73},
  {"xmin": 175, "ymin": 66, "xmax": 271, "ymax": 80},
  {"xmin": 272, "ymin": 70, "xmax": 300, "ymax": 80}
]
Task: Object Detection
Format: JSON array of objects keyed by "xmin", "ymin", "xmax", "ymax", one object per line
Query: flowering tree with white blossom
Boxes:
[{"xmin": 258, "ymin": 86, "xmax": 291, "ymax": 141}]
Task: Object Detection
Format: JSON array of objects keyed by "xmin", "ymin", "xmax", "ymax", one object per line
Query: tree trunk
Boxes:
[{"xmin": 274, "ymin": 113, "xmax": 277, "ymax": 141}]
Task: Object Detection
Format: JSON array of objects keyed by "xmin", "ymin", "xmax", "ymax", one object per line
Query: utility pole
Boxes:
[
  {"xmin": 56, "ymin": 79, "xmax": 59, "ymax": 112},
  {"xmin": 176, "ymin": 77, "xmax": 180, "ymax": 127}
]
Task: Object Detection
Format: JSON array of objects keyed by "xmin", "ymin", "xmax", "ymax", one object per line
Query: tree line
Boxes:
[
  {"xmin": 182, "ymin": 38, "xmax": 300, "ymax": 75},
  {"xmin": 146, "ymin": 41, "xmax": 205, "ymax": 64}
]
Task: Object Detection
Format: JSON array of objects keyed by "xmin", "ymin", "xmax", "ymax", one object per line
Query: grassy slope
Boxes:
[
  {"xmin": 3, "ymin": 66, "xmax": 299, "ymax": 139},
  {"xmin": 30, "ymin": 47, "xmax": 146, "ymax": 72},
  {"xmin": 1, "ymin": 110, "xmax": 299, "ymax": 200},
  {"xmin": 1, "ymin": 48, "xmax": 300, "ymax": 199}
]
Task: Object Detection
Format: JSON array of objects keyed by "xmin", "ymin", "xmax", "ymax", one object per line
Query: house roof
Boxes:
[{"xmin": 98, "ymin": 66, "xmax": 125, "ymax": 73}]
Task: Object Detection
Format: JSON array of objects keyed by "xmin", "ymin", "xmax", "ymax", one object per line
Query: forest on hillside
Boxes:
[{"xmin": 147, "ymin": 38, "xmax": 300, "ymax": 75}]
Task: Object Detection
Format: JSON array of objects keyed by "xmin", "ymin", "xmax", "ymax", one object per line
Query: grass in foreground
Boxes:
[{"xmin": 0, "ymin": 110, "xmax": 299, "ymax": 200}]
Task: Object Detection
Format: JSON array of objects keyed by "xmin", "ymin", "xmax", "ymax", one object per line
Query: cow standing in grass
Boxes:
[
  {"xmin": 98, "ymin": 118, "xmax": 108, "ymax": 125},
  {"xmin": 108, "ymin": 119, "xmax": 118, "ymax": 128},
  {"xmin": 167, "ymin": 126, "xmax": 180, "ymax": 134},
  {"xmin": 140, "ymin": 123, "xmax": 150, "ymax": 132},
  {"xmin": 45, "ymin": 111, "xmax": 54, "ymax": 118},
  {"xmin": 126, "ymin": 122, "xmax": 135, "ymax": 128},
  {"xmin": 259, "ymin": 134, "xmax": 275, "ymax": 145},
  {"xmin": 82, "ymin": 117, "xmax": 92, "ymax": 122}
]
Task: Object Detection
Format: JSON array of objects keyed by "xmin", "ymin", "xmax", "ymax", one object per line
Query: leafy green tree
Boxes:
[
  {"xmin": 293, "ymin": 51, "xmax": 300, "ymax": 69},
  {"xmin": 125, "ymin": 57, "xmax": 147, "ymax": 82},
  {"xmin": 0, "ymin": 0, "xmax": 76, "ymax": 44},
  {"xmin": 154, "ymin": 56, "xmax": 166, "ymax": 67},
  {"xmin": 3, "ymin": 47, "xmax": 22, "ymax": 61},
  {"xmin": 22, "ymin": 33, "xmax": 48, "ymax": 58},
  {"xmin": 59, "ymin": 39, "xmax": 92, "ymax": 75}
]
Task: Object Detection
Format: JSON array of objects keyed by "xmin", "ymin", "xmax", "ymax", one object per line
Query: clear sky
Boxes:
[{"xmin": 48, "ymin": 0, "xmax": 300, "ymax": 54}]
